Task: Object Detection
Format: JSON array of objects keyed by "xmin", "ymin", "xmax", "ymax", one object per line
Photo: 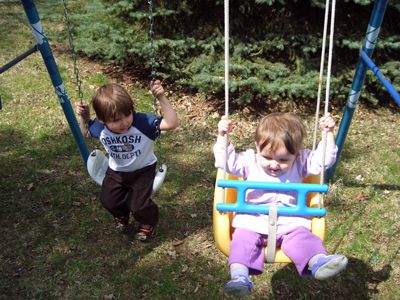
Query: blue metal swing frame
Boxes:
[
  {"xmin": 328, "ymin": 0, "xmax": 399, "ymax": 179},
  {"xmin": 0, "ymin": 0, "xmax": 90, "ymax": 165}
]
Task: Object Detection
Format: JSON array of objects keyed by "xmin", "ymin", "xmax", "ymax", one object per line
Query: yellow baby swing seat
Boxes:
[{"xmin": 213, "ymin": 168, "xmax": 326, "ymax": 263}]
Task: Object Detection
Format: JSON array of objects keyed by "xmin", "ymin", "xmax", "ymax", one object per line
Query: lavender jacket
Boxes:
[{"xmin": 213, "ymin": 139, "xmax": 337, "ymax": 235}]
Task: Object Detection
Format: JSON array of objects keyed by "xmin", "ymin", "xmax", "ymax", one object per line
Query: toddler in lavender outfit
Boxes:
[{"xmin": 214, "ymin": 112, "xmax": 348, "ymax": 298}]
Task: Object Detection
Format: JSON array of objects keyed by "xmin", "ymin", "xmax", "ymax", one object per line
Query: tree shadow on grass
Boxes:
[{"xmin": 271, "ymin": 258, "xmax": 393, "ymax": 300}]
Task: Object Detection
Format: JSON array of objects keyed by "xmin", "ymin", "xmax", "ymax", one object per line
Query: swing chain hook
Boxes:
[{"xmin": 62, "ymin": 0, "xmax": 83, "ymax": 104}]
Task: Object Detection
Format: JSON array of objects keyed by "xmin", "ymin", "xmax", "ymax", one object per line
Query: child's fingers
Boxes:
[
  {"xmin": 150, "ymin": 80, "xmax": 164, "ymax": 96},
  {"xmin": 150, "ymin": 79, "xmax": 161, "ymax": 89},
  {"xmin": 218, "ymin": 119, "xmax": 232, "ymax": 134},
  {"xmin": 75, "ymin": 102, "xmax": 89, "ymax": 116},
  {"xmin": 320, "ymin": 114, "xmax": 335, "ymax": 130},
  {"xmin": 218, "ymin": 120, "xmax": 226, "ymax": 130}
]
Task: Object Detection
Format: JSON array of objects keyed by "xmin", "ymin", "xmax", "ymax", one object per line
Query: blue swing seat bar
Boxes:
[{"xmin": 216, "ymin": 180, "xmax": 328, "ymax": 217}]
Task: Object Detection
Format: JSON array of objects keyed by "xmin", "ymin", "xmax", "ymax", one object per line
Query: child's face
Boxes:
[
  {"xmin": 102, "ymin": 113, "xmax": 133, "ymax": 134},
  {"xmin": 256, "ymin": 143, "xmax": 296, "ymax": 177}
]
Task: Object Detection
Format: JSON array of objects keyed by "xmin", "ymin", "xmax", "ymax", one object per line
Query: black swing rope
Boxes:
[
  {"xmin": 62, "ymin": 0, "xmax": 83, "ymax": 105},
  {"xmin": 61, "ymin": 0, "xmax": 101, "ymax": 158},
  {"xmin": 147, "ymin": 0, "xmax": 165, "ymax": 172}
]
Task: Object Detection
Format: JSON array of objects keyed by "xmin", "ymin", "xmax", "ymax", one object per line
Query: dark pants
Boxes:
[{"xmin": 100, "ymin": 163, "xmax": 159, "ymax": 226}]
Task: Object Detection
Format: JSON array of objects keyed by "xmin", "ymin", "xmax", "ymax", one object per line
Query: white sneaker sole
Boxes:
[{"xmin": 314, "ymin": 256, "xmax": 348, "ymax": 280}]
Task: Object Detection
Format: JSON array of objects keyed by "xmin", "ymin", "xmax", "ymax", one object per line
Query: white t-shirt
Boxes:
[{"xmin": 89, "ymin": 112, "xmax": 162, "ymax": 172}]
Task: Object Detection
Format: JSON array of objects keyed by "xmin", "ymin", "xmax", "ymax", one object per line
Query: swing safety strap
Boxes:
[{"xmin": 266, "ymin": 204, "xmax": 278, "ymax": 263}]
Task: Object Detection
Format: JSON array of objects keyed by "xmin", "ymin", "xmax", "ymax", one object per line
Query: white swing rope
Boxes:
[
  {"xmin": 223, "ymin": 0, "xmax": 229, "ymax": 179},
  {"xmin": 221, "ymin": 0, "xmax": 230, "ymax": 203},
  {"xmin": 312, "ymin": 0, "xmax": 330, "ymax": 151},
  {"xmin": 318, "ymin": 0, "xmax": 337, "ymax": 207},
  {"xmin": 222, "ymin": 0, "xmax": 336, "ymax": 201}
]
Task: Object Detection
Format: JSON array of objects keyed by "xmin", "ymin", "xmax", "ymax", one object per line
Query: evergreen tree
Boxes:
[{"xmin": 71, "ymin": 0, "xmax": 400, "ymax": 107}]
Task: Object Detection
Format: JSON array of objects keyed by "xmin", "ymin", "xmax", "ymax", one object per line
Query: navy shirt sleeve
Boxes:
[
  {"xmin": 88, "ymin": 119, "xmax": 104, "ymax": 139},
  {"xmin": 134, "ymin": 112, "xmax": 163, "ymax": 140}
]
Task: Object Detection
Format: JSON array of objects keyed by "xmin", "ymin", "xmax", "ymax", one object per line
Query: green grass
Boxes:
[{"xmin": 1, "ymin": 1, "xmax": 399, "ymax": 299}]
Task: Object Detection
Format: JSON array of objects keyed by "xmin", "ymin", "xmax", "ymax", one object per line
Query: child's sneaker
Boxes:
[
  {"xmin": 311, "ymin": 254, "xmax": 348, "ymax": 280},
  {"xmin": 135, "ymin": 224, "xmax": 155, "ymax": 242},
  {"xmin": 224, "ymin": 275, "xmax": 253, "ymax": 298},
  {"xmin": 114, "ymin": 216, "xmax": 129, "ymax": 233}
]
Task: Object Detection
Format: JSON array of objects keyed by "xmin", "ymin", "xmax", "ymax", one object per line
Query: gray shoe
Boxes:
[{"xmin": 311, "ymin": 255, "xmax": 348, "ymax": 280}]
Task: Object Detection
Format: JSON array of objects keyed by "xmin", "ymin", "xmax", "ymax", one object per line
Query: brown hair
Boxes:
[
  {"xmin": 91, "ymin": 83, "xmax": 135, "ymax": 122},
  {"xmin": 255, "ymin": 112, "xmax": 305, "ymax": 155}
]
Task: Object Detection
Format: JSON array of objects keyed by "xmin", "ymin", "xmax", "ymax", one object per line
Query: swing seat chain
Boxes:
[{"xmin": 62, "ymin": 0, "xmax": 83, "ymax": 103}]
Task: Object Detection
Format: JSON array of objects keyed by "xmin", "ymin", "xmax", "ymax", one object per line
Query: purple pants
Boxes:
[{"xmin": 228, "ymin": 227, "xmax": 327, "ymax": 277}]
